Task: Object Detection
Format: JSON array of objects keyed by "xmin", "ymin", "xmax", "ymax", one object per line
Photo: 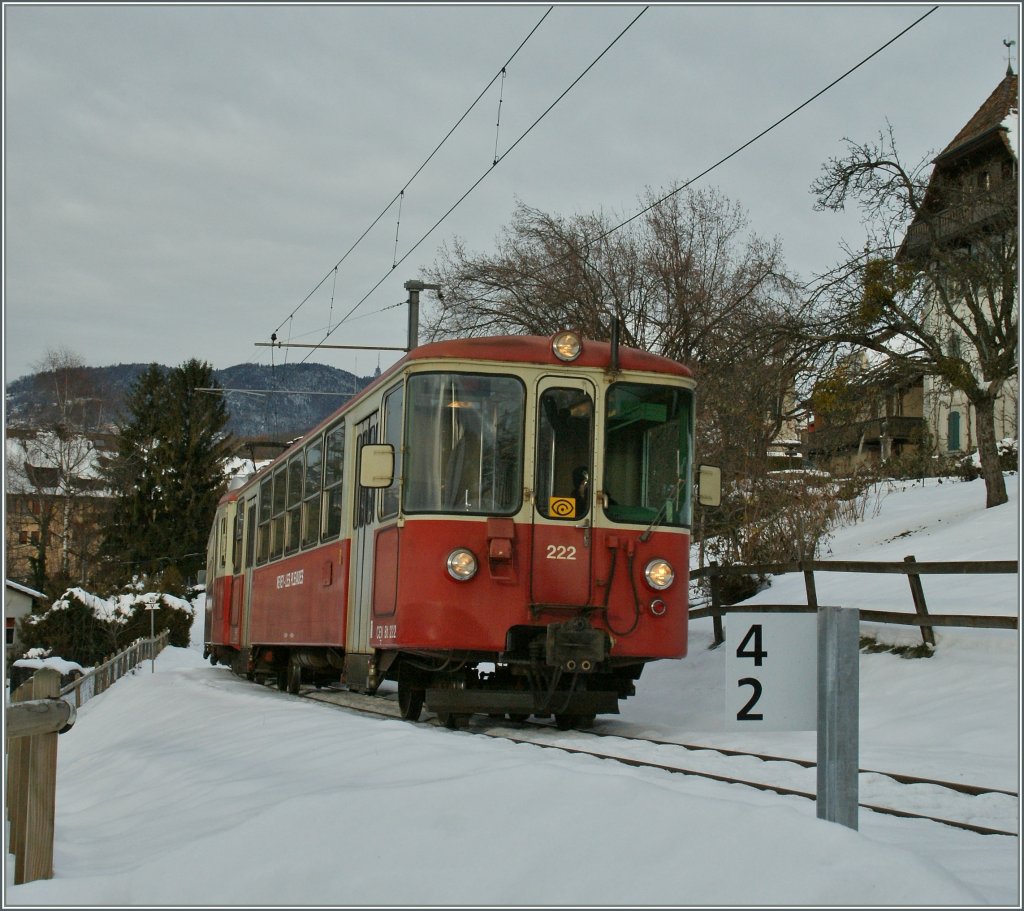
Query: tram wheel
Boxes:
[
  {"xmin": 508, "ymin": 713, "xmax": 530, "ymax": 723},
  {"xmin": 438, "ymin": 712, "xmax": 469, "ymax": 730},
  {"xmin": 555, "ymin": 714, "xmax": 576, "ymax": 731},
  {"xmin": 398, "ymin": 682, "xmax": 425, "ymax": 721},
  {"xmin": 287, "ymin": 659, "xmax": 302, "ymax": 695}
]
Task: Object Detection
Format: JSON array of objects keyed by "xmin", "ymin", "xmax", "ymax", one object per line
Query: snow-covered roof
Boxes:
[
  {"xmin": 5, "ymin": 579, "xmax": 47, "ymax": 600},
  {"xmin": 5, "ymin": 432, "xmax": 112, "ymax": 497},
  {"xmin": 1002, "ymin": 109, "xmax": 1018, "ymax": 161}
]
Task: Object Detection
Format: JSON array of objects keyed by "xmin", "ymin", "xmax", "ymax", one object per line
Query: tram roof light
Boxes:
[{"xmin": 552, "ymin": 331, "xmax": 582, "ymax": 362}]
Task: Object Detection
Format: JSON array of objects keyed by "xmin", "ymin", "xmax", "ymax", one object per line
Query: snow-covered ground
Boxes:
[{"xmin": 3, "ymin": 475, "xmax": 1020, "ymax": 907}]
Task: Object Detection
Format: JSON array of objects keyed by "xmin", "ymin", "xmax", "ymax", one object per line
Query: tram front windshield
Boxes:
[
  {"xmin": 404, "ymin": 373, "xmax": 525, "ymax": 515},
  {"xmin": 604, "ymin": 382, "xmax": 693, "ymax": 529}
]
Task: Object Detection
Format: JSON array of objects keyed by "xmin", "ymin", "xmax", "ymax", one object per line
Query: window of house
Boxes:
[{"xmin": 947, "ymin": 411, "xmax": 962, "ymax": 451}]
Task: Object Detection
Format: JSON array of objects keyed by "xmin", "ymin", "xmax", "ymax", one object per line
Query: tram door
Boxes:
[
  {"xmin": 236, "ymin": 494, "xmax": 257, "ymax": 648},
  {"xmin": 531, "ymin": 378, "xmax": 595, "ymax": 607},
  {"xmin": 348, "ymin": 413, "xmax": 380, "ymax": 669}
]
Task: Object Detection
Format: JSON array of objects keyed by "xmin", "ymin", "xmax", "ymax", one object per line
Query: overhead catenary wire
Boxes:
[
  {"xmin": 269, "ymin": 5, "xmax": 554, "ymax": 339},
  {"xmin": 285, "ymin": 4, "xmax": 937, "ymax": 367},
  {"xmin": 590, "ymin": 5, "xmax": 941, "ymax": 247},
  {"xmin": 300, "ymin": 6, "xmax": 649, "ymax": 362}
]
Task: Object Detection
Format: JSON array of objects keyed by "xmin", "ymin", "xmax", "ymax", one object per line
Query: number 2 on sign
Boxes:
[{"xmin": 736, "ymin": 624, "xmax": 767, "ymax": 721}]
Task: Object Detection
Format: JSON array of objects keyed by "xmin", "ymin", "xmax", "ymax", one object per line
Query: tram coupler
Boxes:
[{"xmin": 545, "ymin": 617, "xmax": 607, "ymax": 673}]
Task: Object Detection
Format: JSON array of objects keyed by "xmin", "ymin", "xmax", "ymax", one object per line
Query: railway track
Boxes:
[{"xmin": 297, "ymin": 684, "xmax": 1018, "ymax": 838}]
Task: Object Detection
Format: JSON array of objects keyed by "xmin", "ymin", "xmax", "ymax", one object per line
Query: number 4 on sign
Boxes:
[
  {"xmin": 736, "ymin": 624, "xmax": 767, "ymax": 666},
  {"xmin": 725, "ymin": 613, "xmax": 816, "ymax": 731}
]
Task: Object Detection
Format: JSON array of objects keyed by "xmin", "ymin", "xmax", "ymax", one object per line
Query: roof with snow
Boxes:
[{"xmin": 5, "ymin": 579, "xmax": 47, "ymax": 600}]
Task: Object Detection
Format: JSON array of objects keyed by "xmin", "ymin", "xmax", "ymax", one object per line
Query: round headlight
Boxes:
[
  {"xmin": 644, "ymin": 559, "xmax": 675, "ymax": 591},
  {"xmin": 446, "ymin": 548, "xmax": 478, "ymax": 581},
  {"xmin": 551, "ymin": 330, "xmax": 582, "ymax": 362}
]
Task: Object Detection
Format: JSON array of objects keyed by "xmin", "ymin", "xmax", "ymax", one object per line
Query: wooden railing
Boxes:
[
  {"xmin": 690, "ymin": 557, "xmax": 1018, "ymax": 647},
  {"xmin": 5, "ymin": 631, "xmax": 170, "ymax": 885},
  {"xmin": 59, "ymin": 630, "xmax": 170, "ymax": 709}
]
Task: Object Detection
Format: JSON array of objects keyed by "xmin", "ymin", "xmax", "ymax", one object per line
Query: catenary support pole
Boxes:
[{"xmin": 817, "ymin": 605, "xmax": 859, "ymax": 830}]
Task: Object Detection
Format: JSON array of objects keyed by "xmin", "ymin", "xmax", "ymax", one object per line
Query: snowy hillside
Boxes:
[{"xmin": 4, "ymin": 475, "xmax": 1019, "ymax": 906}]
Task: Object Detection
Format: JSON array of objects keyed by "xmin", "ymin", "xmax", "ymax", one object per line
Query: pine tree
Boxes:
[{"xmin": 100, "ymin": 360, "xmax": 232, "ymax": 585}]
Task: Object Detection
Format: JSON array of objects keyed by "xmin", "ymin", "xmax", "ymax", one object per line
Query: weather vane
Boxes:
[{"xmin": 1004, "ymin": 38, "xmax": 1016, "ymax": 75}]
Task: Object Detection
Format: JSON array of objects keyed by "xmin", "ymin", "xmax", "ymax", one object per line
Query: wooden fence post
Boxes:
[
  {"xmin": 801, "ymin": 559, "xmax": 819, "ymax": 611},
  {"xmin": 709, "ymin": 561, "xmax": 725, "ymax": 647},
  {"xmin": 904, "ymin": 555, "xmax": 935, "ymax": 647},
  {"xmin": 10, "ymin": 668, "xmax": 61, "ymax": 884}
]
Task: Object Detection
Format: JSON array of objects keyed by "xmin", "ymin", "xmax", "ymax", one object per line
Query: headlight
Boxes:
[
  {"xmin": 446, "ymin": 548, "xmax": 478, "ymax": 581},
  {"xmin": 644, "ymin": 559, "xmax": 674, "ymax": 590},
  {"xmin": 551, "ymin": 330, "xmax": 582, "ymax": 362}
]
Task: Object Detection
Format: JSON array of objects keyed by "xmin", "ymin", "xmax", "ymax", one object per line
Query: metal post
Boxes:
[
  {"xmin": 817, "ymin": 605, "xmax": 859, "ymax": 829},
  {"xmin": 147, "ymin": 605, "xmax": 157, "ymax": 673},
  {"xmin": 403, "ymin": 279, "xmax": 442, "ymax": 351}
]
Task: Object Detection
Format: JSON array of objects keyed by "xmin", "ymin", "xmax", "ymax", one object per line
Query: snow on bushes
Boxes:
[{"xmin": 18, "ymin": 587, "xmax": 194, "ymax": 666}]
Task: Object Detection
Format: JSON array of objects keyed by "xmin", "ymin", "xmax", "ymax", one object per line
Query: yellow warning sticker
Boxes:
[{"xmin": 549, "ymin": 496, "xmax": 576, "ymax": 519}]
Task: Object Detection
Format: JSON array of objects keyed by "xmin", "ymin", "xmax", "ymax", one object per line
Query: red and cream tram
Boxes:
[{"xmin": 205, "ymin": 331, "xmax": 719, "ymax": 728}]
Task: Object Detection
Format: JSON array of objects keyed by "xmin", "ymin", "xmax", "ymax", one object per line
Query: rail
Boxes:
[
  {"xmin": 5, "ymin": 631, "xmax": 170, "ymax": 885},
  {"xmin": 689, "ymin": 557, "xmax": 1018, "ymax": 647}
]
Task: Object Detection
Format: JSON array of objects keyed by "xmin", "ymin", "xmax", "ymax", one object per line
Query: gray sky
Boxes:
[{"xmin": 3, "ymin": 2, "xmax": 1020, "ymax": 383}]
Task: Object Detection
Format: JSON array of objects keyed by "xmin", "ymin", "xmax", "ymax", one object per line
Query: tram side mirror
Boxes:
[
  {"xmin": 359, "ymin": 444, "xmax": 395, "ymax": 488},
  {"xmin": 697, "ymin": 464, "xmax": 721, "ymax": 508}
]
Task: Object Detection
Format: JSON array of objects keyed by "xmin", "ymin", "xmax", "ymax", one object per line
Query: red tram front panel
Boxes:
[{"xmin": 369, "ymin": 517, "xmax": 687, "ymax": 659}]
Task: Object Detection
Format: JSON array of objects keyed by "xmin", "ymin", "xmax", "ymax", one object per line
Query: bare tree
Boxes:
[
  {"xmin": 4, "ymin": 348, "xmax": 109, "ymax": 591},
  {"xmin": 805, "ymin": 124, "xmax": 1017, "ymax": 507}
]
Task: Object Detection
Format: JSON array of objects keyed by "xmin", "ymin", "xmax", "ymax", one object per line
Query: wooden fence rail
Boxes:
[
  {"xmin": 58, "ymin": 629, "xmax": 170, "ymax": 709},
  {"xmin": 689, "ymin": 556, "xmax": 1018, "ymax": 647},
  {"xmin": 5, "ymin": 631, "xmax": 170, "ymax": 885}
]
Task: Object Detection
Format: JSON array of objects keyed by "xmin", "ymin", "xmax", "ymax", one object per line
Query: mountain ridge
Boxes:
[{"xmin": 5, "ymin": 361, "xmax": 378, "ymax": 439}]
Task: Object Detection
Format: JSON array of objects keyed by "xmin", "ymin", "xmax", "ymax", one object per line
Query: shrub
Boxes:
[{"xmin": 17, "ymin": 587, "xmax": 194, "ymax": 666}]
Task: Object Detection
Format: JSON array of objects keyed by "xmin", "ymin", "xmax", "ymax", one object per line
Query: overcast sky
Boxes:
[{"xmin": 3, "ymin": 2, "xmax": 1020, "ymax": 383}]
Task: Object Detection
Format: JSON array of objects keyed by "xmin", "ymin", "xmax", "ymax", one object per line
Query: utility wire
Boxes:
[
  {"xmin": 301, "ymin": 6, "xmax": 649, "ymax": 362},
  {"xmin": 270, "ymin": 5, "xmax": 553, "ymax": 338},
  {"xmin": 590, "ymin": 6, "xmax": 940, "ymax": 245},
  {"xmin": 295, "ymin": 4, "xmax": 933, "ymax": 366}
]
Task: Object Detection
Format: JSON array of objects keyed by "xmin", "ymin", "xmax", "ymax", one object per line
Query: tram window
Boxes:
[
  {"xmin": 271, "ymin": 465, "xmax": 287, "ymax": 560},
  {"xmin": 218, "ymin": 517, "xmax": 228, "ymax": 568},
  {"xmin": 284, "ymin": 454, "xmax": 303, "ymax": 555},
  {"xmin": 404, "ymin": 373, "xmax": 524, "ymax": 515},
  {"xmin": 302, "ymin": 436, "xmax": 323, "ymax": 548},
  {"xmin": 604, "ymin": 383, "xmax": 693, "ymax": 528},
  {"xmin": 256, "ymin": 476, "xmax": 272, "ymax": 564},
  {"xmin": 245, "ymin": 498, "xmax": 257, "ymax": 570},
  {"xmin": 380, "ymin": 385, "xmax": 404, "ymax": 519},
  {"xmin": 354, "ymin": 422, "xmax": 379, "ymax": 528},
  {"xmin": 322, "ymin": 423, "xmax": 345, "ymax": 540},
  {"xmin": 232, "ymin": 505, "xmax": 244, "ymax": 574},
  {"xmin": 535, "ymin": 388, "xmax": 593, "ymax": 520}
]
